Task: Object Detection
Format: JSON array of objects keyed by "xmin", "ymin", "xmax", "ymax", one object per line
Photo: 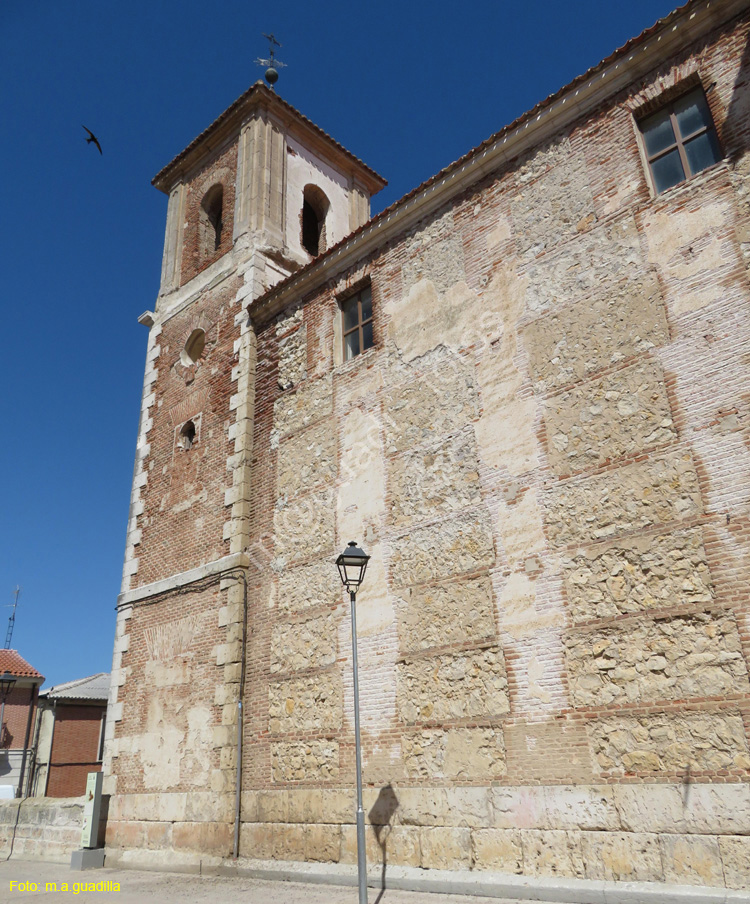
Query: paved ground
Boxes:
[{"xmin": 0, "ymin": 860, "xmax": 553, "ymax": 904}]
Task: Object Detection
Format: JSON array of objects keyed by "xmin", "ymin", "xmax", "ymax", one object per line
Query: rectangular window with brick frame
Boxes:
[
  {"xmin": 638, "ymin": 86, "xmax": 722, "ymax": 194},
  {"xmin": 341, "ymin": 284, "xmax": 374, "ymax": 361}
]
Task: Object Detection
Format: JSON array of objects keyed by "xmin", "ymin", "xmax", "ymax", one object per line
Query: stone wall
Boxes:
[{"xmin": 0, "ymin": 798, "xmax": 86, "ymax": 863}]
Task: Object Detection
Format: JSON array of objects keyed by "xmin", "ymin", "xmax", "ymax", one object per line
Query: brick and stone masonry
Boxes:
[{"xmin": 104, "ymin": 0, "xmax": 750, "ymax": 891}]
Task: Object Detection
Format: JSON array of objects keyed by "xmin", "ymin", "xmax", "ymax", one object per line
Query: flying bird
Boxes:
[{"xmin": 82, "ymin": 125, "xmax": 102, "ymax": 154}]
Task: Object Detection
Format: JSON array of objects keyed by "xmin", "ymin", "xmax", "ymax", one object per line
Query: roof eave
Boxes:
[{"xmin": 249, "ymin": 0, "xmax": 750, "ymax": 325}]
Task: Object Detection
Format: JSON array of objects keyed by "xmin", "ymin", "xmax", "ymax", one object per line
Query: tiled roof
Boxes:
[
  {"xmin": 42, "ymin": 672, "xmax": 110, "ymax": 702},
  {"xmin": 153, "ymin": 81, "xmax": 387, "ymax": 192},
  {"xmin": 0, "ymin": 650, "xmax": 44, "ymax": 680},
  {"xmin": 251, "ymin": 0, "xmax": 700, "ymax": 312}
]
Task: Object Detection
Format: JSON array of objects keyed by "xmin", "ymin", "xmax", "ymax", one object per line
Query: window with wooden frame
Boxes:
[
  {"xmin": 638, "ymin": 87, "xmax": 721, "ymax": 194},
  {"xmin": 341, "ymin": 285, "xmax": 374, "ymax": 361}
]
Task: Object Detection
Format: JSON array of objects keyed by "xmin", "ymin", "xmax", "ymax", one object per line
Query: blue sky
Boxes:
[{"xmin": 1, "ymin": 0, "xmax": 678, "ymax": 688}]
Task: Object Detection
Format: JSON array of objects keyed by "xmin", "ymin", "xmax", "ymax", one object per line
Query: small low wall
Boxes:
[{"xmin": 0, "ymin": 798, "xmax": 85, "ymax": 863}]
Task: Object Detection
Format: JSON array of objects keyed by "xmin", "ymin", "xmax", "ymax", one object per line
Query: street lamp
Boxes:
[
  {"xmin": 336, "ymin": 541, "xmax": 370, "ymax": 904},
  {"xmin": 0, "ymin": 671, "xmax": 17, "ymax": 748}
]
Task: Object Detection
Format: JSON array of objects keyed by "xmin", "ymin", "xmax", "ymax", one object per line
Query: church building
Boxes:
[{"xmin": 104, "ymin": 0, "xmax": 750, "ymax": 894}]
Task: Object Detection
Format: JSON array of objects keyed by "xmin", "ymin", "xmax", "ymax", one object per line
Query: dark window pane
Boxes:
[
  {"xmin": 684, "ymin": 131, "xmax": 721, "ymax": 176},
  {"xmin": 651, "ymin": 149, "xmax": 685, "ymax": 193},
  {"xmin": 343, "ymin": 298, "xmax": 359, "ymax": 331},
  {"xmin": 642, "ymin": 111, "xmax": 676, "ymax": 157},
  {"xmin": 674, "ymin": 91, "xmax": 711, "ymax": 138},
  {"xmin": 360, "ymin": 286, "xmax": 372, "ymax": 322},
  {"xmin": 362, "ymin": 320, "xmax": 374, "ymax": 352},
  {"xmin": 344, "ymin": 330, "xmax": 359, "ymax": 361}
]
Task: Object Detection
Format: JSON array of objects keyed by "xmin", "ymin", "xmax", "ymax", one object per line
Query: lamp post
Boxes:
[
  {"xmin": 0, "ymin": 671, "xmax": 17, "ymax": 748},
  {"xmin": 336, "ymin": 541, "xmax": 370, "ymax": 904}
]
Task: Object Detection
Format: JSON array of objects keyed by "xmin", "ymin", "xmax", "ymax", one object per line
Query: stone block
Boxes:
[
  {"xmin": 524, "ymin": 214, "xmax": 642, "ymax": 314},
  {"xmin": 589, "ymin": 712, "xmax": 750, "ymax": 775},
  {"xmin": 660, "ymin": 833, "xmax": 724, "ymax": 886},
  {"xmin": 545, "ymin": 450, "xmax": 703, "ymax": 546},
  {"xmin": 387, "ymin": 430, "xmax": 482, "ymax": 528},
  {"xmin": 268, "ymin": 672, "xmax": 343, "ymax": 734},
  {"xmin": 509, "ymin": 137, "xmax": 595, "ymax": 255},
  {"xmin": 491, "ymin": 787, "xmax": 548, "ymax": 830},
  {"xmin": 277, "ymin": 324, "xmax": 307, "ymax": 390},
  {"xmin": 402, "ymin": 210, "xmax": 466, "ymax": 296},
  {"xmin": 340, "ymin": 823, "xmax": 389, "ymax": 865},
  {"xmin": 565, "ymin": 611, "xmax": 750, "ymax": 707},
  {"xmin": 397, "ymin": 786, "xmax": 492, "ymax": 828},
  {"xmin": 276, "ymin": 420, "xmax": 335, "ymax": 499},
  {"xmin": 615, "ymin": 782, "xmax": 750, "ymax": 835},
  {"xmin": 270, "ymin": 613, "xmax": 337, "ymax": 674},
  {"xmin": 524, "ymin": 273, "xmax": 668, "ymax": 393},
  {"xmin": 419, "ymin": 826, "xmax": 472, "ymax": 870},
  {"xmin": 563, "ymin": 527, "xmax": 713, "ymax": 623},
  {"xmin": 581, "ymin": 831, "xmax": 663, "ymax": 882},
  {"xmin": 397, "ymin": 647, "xmax": 509, "ymax": 723},
  {"xmin": 719, "ymin": 835, "xmax": 750, "ymax": 888},
  {"xmin": 273, "ymin": 488, "xmax": 335, "ymax": 566},
  {"xmin": 382, "ymin": 356, "xmax": 477, "ymax": 455},
  {"xmin": 273, "ymin": 375, "xmax": 332, "ymax": 440},
  {"xmin": 472, "ymin": 828, "xmax": 523, "ymax": 872},
  {"xmin": 256, "ymin": 791, "xmax": 288, "ymax": 824},
  {"xmin": 521, "ymin": 829, "xmax": 585, "ymax": 878},
  {"xmin": 390, "ymin": 509, "xmax": 495, "ymax": 588},
  {"xmin": 277, "ymin": 559, "xmax": 341, "ymax": 613},
  {"xmin": 395, "ymin": 576, "xmax": 496, "ymax": 655},
  {"xmin": 172, "ymin": 821, "xmax": 232, "ymax": 855},
  {"xmin": 542, "ymin": 785, "xmax": 620, "ymax": 831},
  {"xmin": 271, "ymin": 740, "xmax": 340, "ymax": 782},
  {"xmin": 403, "ymin": 728, "xmax": 506, "ymax": 780},
  {"xmin": 544, "ymin": 359, "xmax": 676, "ymax": 474}
]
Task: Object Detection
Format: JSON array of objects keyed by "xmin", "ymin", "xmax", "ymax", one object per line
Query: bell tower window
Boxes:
[
  {"xmin": 301, "ymin": 185, "xmax": 329, "ymax": 257},
  {"xmin": 180, "ymin": 420, "xmax": 196, "ymax": 450},
  {"xmin": 199, "ymin": 185, "xmax": 224, "ymax": 257}
]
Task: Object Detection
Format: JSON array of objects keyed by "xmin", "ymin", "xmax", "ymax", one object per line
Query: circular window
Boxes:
[{"xmin": 181, "ymin": 329, "xmax": 206, "ymax": 366}]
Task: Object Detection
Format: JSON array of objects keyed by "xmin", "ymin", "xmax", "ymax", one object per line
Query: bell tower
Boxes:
[{"xmin": 103, "ymin": 83, "xmax": 384, "ymax": 864}]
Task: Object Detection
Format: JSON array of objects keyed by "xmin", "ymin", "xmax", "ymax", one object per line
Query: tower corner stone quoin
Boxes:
[{"xmin": 105, "ymin": 3, "xmax": 750, "ymax": 892}]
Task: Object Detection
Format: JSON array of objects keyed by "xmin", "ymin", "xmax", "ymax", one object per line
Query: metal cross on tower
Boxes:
[{"xmin": 255, "ymin": 33, "xmax": 287, "ymax": 87}]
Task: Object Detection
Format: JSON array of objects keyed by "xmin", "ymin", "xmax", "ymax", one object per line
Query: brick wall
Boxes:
[
  {"xmin": 0, "ymin": 687, "xmax": 37, "ymax": 751},
  {"xmin": 46, "ymin": 704, "xmax": 104, "ymax": 798}
]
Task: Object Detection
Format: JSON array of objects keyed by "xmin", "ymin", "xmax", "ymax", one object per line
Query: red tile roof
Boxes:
[{"xmin": 0, "ymin": 650, "xmax": 44, "ymax": 680}]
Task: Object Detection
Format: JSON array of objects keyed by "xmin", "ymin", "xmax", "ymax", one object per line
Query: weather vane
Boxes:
[{"xmin": 255, "ymin": 33, "xmax": 287, "ymax": 88}]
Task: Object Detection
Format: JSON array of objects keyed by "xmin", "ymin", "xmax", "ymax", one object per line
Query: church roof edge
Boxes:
[{"xmin": 249, "ymin": 0, "xmax": 750, "ymax": 325}]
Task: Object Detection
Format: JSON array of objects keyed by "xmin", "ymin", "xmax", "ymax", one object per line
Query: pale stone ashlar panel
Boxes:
[
  {"xmin": 382, "ymin": 354, "xmax": 478, "ymax": 455},
  {"xmin": 270, "ymin": 739, "xmax": 339, "ymax": 782},
  {"xmin": 544, "ymin": 359, "xmax": 677, "ymax": 475},
  {"xmin": 273, "ymin": 374, "xmax": 332, "ymax": 441},
  {"xmin": 276, "ymin": 419, "xmax": 336, "ymax": 499},
  {"xmin": 509, "ymin": 137, "xmax": 596, "ymax": 256},
  {"xmin": 394, "ymin": 575, "xmax": 496, "ymax": 655},
  {"xmin": 273, "ymin": 488, "xmax": 335, "ymax": 566},
  {"xmin": 268, "ymin": 672, "xmax": 343, "ymax": 734},
  {"xmin": 588, "ymin": 712, "xmax": 750, "ymax": 775},
  {"xmin": 397, "ymin": 647, "xmax": 510, "ymax": 724},
  {"xmin": 402, "ymin": 727, "xmax": 506, "ymax": 780},
  {"xmin": 563, "ymin": 526, "xmax": 714, "ymax": 623},
  {"xmin": 276, "ymin": 559, "xmax": 341, "ymax": 614},
  {"xmin": 401, "ymin": 209, "xmax": 466, "ymax": 296},
  {"xmin": 270, "ymin": 613, "xmax": 337, "ymax": 674},
  {"xmin": 524, "ymin": 274, "xmax": 668, "ymax": 393},
  {"xmin": 565, "ymin": 612, "xmax": 750, "ymax": 707},
  {"xmin": 387, "ymin": 429, "xmax": 482, "ymax": 529},
  {"xmin": 277, "ymin": 324, "xmax": 307, "ymax": 391},
  {"xmin": 544, "ymin": 450, "xmax": 703, "ymax": 546},
  {"xmin": 524, "ymin": 214, "xmax": 643, "ymax": 314},
  {"xmin": 389, "ymin": 508, "xmax": 495, "ymax": 588}
]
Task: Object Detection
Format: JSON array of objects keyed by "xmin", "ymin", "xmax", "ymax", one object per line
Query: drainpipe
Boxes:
[
  {"xmin": 16, "ymin": 683, "xmax": 38, "ymax": 798},
  {"xmin": 231, "ymin": 568, "xmax": 248, "ymax": 860},
  {"xmin": 27, "ymin": 694, "xmax": 46, "ymax": 797}
]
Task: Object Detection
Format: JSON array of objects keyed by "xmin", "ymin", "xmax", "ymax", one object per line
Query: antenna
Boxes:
[
  {"xmin": 5, "ymin": 587, "xmax": 20, "ymax": 649},
  {"xmin": 255, "ymin": 33, "xmax": 287, "ymax": 88}
]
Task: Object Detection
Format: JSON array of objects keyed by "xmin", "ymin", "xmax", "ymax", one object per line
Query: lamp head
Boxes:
[{"xmin": 336, "ymin": 541, "xmax": 370, "ymax": 591}]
